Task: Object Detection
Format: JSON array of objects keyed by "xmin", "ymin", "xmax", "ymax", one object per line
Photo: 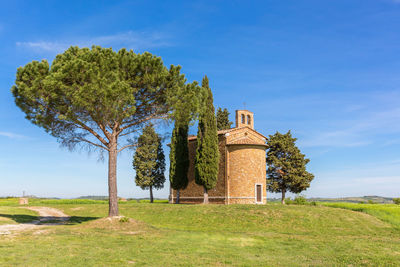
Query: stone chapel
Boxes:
[{"xmin": 169, "ymin": 110, "xmax": 267, "ymax": 204}]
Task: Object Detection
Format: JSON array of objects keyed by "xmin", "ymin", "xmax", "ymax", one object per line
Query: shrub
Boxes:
[
  {"xmin": 367, "ymin": 200, "xmax": 376, "ymax": 204},
  {"xmin": 119, "ymin": 217, "xmax": 129, "ymax": 223},
  {"xmin": 393, "ymin": 198, "xmax": 400, "ymax": 205},
  {"xmin": 294, "ymin": 195, "xmax": 307, "ymax": 205},
  {"xmin": 284, "ymin": 198, "xmax": 293, "ymax": 204},
  {"xmin": 285, "ymin": 196, "xmax": 310, "ymax": 205}
]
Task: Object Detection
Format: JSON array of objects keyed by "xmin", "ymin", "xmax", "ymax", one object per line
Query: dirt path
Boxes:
[
  {"xmin": 0, "ymin": 207, "xmax": 70, "ymax": 235},
  {"xmin": 27, "ymin": 207, "xmax": 70, "ymax": 224}
]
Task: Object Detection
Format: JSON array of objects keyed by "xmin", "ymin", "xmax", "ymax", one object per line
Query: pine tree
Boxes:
[
  {"xmin": 169, "ymin": 121, "xmax": 189, "ymax": 204},
  {"xmin": 266, "ymin": 131, "xmax": 314, "ymax": 204},
  {"xmin": 12, "ymin": 46, "xmax": 198, "ymax": 217},
  {"xmin": 216, "ymin": 107, "xmax": 233, "ymax": 130},
  {"xmin": 133, "ymin": 124, "xmax": 166, "ymax": 203},
  {"xmin": 195, "ymin": 76, "xmax": 220, "ymax": 204}
]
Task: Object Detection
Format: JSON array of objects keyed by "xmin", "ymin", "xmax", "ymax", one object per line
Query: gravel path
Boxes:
[{"xmin": 0, "ymin": 207, "xmax": 70, "ymax": 235}]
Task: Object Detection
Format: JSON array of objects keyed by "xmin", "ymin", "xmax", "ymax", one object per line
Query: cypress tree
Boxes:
[
  {"xmin": 168, "ymin": 81, "xmax": 203, "ymax": 204},
  {"xmin": 195, "ymin": 75, "xmax": 219, "ymax": 204},
  {"xmin": 169, "ymin": 121, "xmax": 189, "ymax": 204},
  {"xmin": 133, "ymin": 124, "xmax": 166, "ymax": 203},
  {"xmin": 266, "ymin": 131, "xmax": 314, "ymax": 204},
  {"xmin": 216, "ymin": 107, "xmax": 233, "ymax": 130}
]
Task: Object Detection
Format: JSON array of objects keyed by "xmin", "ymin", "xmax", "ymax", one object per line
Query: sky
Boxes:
[{"xmin": 1, "ymin": 0, "xmax": 400, "ymax": 199}]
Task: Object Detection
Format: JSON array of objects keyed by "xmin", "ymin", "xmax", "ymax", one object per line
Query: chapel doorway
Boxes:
[{"xmin": 255, "ymin": 184, "xmax": 262, "ymax": 203}]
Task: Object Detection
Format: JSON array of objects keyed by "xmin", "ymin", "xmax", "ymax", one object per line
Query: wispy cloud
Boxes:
[
  {"xmin": 16, "ymin": 31, "xmax": 172, "ymax": 53},
  {"xmin": 305, "ymin": 160, "xmax": 400, "ymax": 198},
  {"xmin": 16, "ymin": 41, "xmax": 66, "ymax": 52},
  {"xmin": 299, "ymin": 129, "xmax": 371, "ymax": 148},
  {"xmin": 299, "ymin": 105, "xmax": 400, "ymax": 148},
  {"xmin": 0, "ymin": 131, "xmax": 29, "ymax": 139}
]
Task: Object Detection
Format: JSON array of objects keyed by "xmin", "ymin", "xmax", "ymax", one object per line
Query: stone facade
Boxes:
[
  {"xmin": 170, "ymin": 110, "xmax": 267, "ymax": 204},
  {"xmin": 235, "ymin": 110, "xmax": 254, "ymax": 129}
]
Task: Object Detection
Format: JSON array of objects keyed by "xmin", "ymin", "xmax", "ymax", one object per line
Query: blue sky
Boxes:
[{"xmin": 1, "ymin": 0, "xmax": 400, "ymax": 199}]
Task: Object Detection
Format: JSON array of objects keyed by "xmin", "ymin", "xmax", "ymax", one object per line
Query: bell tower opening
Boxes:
[{"xmin": 235, "ymin": 110, "xmax": 254, "ymax": 129}]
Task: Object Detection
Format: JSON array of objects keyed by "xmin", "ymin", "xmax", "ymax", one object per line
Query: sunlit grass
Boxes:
[
  {"xmin": 1, "ymin": 200, "xmax": 399, "ymax": 266},
  {"xmin": 320, "ymin": 202, "xmax": 400, "ymax": 229},
  {"xmin": 0, "ymin": 206, "xmax": 39, "ymax": 224}
]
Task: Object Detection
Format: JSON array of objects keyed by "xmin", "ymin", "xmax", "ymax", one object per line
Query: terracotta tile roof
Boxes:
[
  {"xmin": 188, "ymin": 126, "xmax": 267, "ymax": 141},
  {"xmin": 229, "ymin": 137, "xmax": 263, "ymax": 145}
]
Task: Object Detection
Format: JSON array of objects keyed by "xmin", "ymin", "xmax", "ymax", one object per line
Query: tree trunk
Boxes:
[
  {"xmin": 281, "ymin": 189, "xmax": 286, "ymax": 205},
  {"xmin": 176, "ymin": 189, "xmax": 180, "ymax": 204},
  {"xmin": 150, "ymin": 186, "xmax": 154, "ymax": 203},
  {"xmin": 203, "ymin": 187, "xmax": 209, "ymax": 204},
  {"xmin": 108, "ymin": 141, "xmax": 119, "ymax": 217}
]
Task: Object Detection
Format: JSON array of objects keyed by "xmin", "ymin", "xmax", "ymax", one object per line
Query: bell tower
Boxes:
[{"xmin": 235, "ymin": 110, "xmax": 254, "ymax": 129}]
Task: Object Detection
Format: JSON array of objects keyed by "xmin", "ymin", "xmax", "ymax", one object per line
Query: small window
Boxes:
[
  {"xmin": 247, "ymin": 115, "xmax": 251, "ymax": 125},
  {"xmin": 241, "ymin": 114, "xmax": 245, "ymax": 124}
]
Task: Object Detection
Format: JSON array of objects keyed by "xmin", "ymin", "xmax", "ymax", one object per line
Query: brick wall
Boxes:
[
  {"xmin": 170, "ymin": 126, "xmax": 267, "ymax": 204},
  {"xmin": 172, "ymin": 135, "xmax": 226, "ymax": 203},
  {"xmin": 226, "ymin": 145, "xmax": 267, "ymax": 204}
]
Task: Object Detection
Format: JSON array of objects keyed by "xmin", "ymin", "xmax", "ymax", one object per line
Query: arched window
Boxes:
[
  {"xmin": 247, "ymin": 115, "xmax": 251, "ymax": 125},
  {"xmin": 241, "ymin": 114, "xmax": 245, "ymax": 124}
]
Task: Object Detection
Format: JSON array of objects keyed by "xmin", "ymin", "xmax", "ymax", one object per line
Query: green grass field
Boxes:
[
  {"xmin": 0, "ymin": 206, "xmax": 39, "ymax": 225},
  {"xmin": 321, "ymin": 202, "xmax": 400, "ymax": 229},
  {"xmin": 1, "ymin": 199, "xmax": 399, "ymax": 266}
]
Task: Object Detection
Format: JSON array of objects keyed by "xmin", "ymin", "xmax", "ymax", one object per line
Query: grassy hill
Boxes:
[
  {"xmin": 0, "ymin": 199, "xmax": 399, "ymax": 266},
  {"xmin": 321, "ymin": 202, "xmax": 400, "ymax": 229}
]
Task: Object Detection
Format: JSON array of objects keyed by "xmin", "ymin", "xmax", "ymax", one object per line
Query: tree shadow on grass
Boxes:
[
  {"xmin": 0, "ymin": 214, "xmax": 99, "ymax": 225},
  {"xmin": 66, "ymin": 216, "xmax": 100, "ymax": 225},
  {"xmin": 0, "ymin": 214, "xmax": 39, "ymax": 224}
]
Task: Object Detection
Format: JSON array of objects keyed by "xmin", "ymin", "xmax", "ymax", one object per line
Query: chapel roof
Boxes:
[{"xmin": 187, "ymin": 126, "xmax": 267, "ymax": 141}]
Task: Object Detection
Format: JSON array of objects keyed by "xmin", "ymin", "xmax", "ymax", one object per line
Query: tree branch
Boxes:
[
  {"xmin": 77, "ymin": 137, "xmax": 109, "ymax": 151},
  {"xmin": 86, "ymin": 111, "xmax": 112, "ymax": 141},
  {"xmin": 74, "ymin": 119, "xmax": 109, "ymax": 147},
  {"xmin": 32, "ymin": 100, "xmax": 110, "ymax": 148},
  {"xmin": 117, "ymin": 143, "xmax": 138, "ymax": 153},
  {"xmin": 119, "ymin": 128, "xmax": 139, "ymax": 137},
  {"xmin": 118, "ymin": 113, "xmax": 168, "ymax": 134}
]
